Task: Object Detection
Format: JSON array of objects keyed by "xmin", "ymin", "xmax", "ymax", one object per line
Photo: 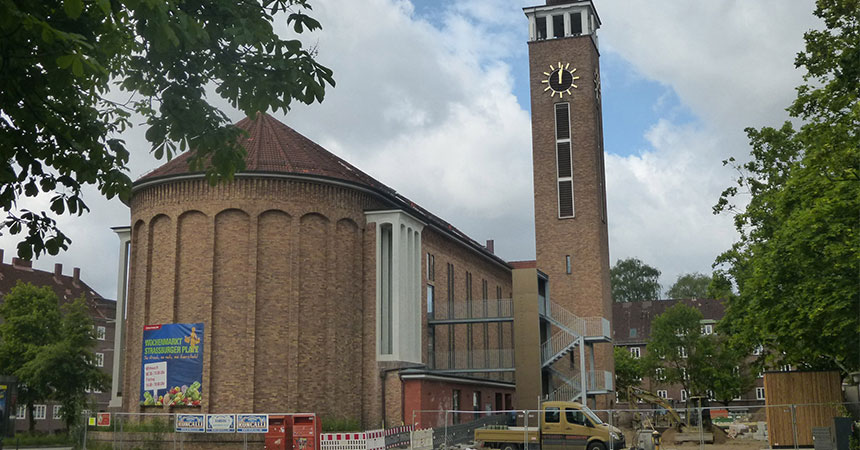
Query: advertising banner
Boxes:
[
  {"xmin": 176, "ymin": 414, "xmax": 205, "ymax": 432},
  {"xmin": 140, "ymin": 323, "xmax": 204, "ymax": 407},
  {"xmin": 237, "ymin": 414, "xmax": 269, "ymax": 433},
  {"xmin": 206, "ymin": 414, "xmax": 236, "ymax": 433}
]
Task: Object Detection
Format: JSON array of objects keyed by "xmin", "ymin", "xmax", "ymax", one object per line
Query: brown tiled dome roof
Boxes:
[
  {"xmin": 135, "ymin": 113, "xmax": 392, "ymax": 193},
  {"xmin": 134, "ymin": 113, "xmax": 511, "ymax": 269}
]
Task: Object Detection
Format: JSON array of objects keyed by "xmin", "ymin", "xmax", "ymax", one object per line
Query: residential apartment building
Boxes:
[
  {"xmin": 0, "ymin": 252, "xmax": 115, "ymax": 433},
  {"xmin": 613, "ymin": 298, "xmax": 767, "ymax": 408}
]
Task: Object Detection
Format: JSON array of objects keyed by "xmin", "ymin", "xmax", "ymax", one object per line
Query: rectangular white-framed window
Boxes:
[
  {"xmin": 16, "ymin": 405, "xmax": 26, "ymax": 420},
  {"xmin": 655, "ymin": 368, "xmax": 666, "ymax": 381},
  {"xmin": 630, "ymin": 347, "xmax": 641, "ymax": 359},
  {"xmin": 95, "ymin": 325, "xmax": 106, "ymax": 340},
  {"xmin": 657, "ymin": 390, "xmax": 668, "ymax": 399},
  {"xmin": 707, "ymin": 390, "xmax": 715, "ymax": 401},
  {"xmin": 53, "ymin": 404, "xmax": 62, "ymax": 419},
  {"xmin": 680, "ymin": 389, "xmax": 688, "ymax": 402},
  {"xmin": 753, "ymin": 344, "xmax": 763, "ymax": 356},
  {"xmin": 34, "ymin": 404, "xmax": 47, "ymax": 420},
  {"xmin": 678, "ymin": 346, "xmax": 687, "ymax": 358},
  {"xmin": 95, "ymin": 352, "xmax": 104, "ymax": 367},
  {"xmin": 702, "ymin": 324, "xmax": 713, "ymax": 335},
  {"xmin": 681, "ymin": 368, "xmax": 688, "ymax": 381},
  {"xmin": 756, "ymin": 387, "xmax": 765, "ymax": 400},
  {"xmin": 781, "ymin": 364, "xmax": 791, "ymax": 372},
  {"xmin": 733, "ymin": 393, "xmax": 743, "ymax": 401},
  {"xmin": 758, "ymin": 370, "xmax": 764, "ymax": 379}
]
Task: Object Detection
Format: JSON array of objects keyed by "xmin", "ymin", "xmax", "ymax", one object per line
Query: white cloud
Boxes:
[{"xmin": 0, "ymin": 0, "xmax": 820, "ymax": 301}]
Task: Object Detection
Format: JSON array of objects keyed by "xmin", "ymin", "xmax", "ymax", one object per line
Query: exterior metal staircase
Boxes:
[
  {"xmin": 545, "ymin": 366, "xmax": 582, "ymax": 402},
  {"xmin": 539, "ymin": 300, "xmax": 613, "ymax": 402}
]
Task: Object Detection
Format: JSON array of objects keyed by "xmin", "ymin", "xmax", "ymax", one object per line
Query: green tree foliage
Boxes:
[
  {"xmin": 705, "ymin": 270, "xmax": 733, "ymax": 300},
  {"xmin": 0, "ymin": 0, "xmax": 334, "ymax": 259},
  {"xmin": 610, "ymin": 257, "xmax": 662, "ymax": 302},
  {"xmin": 0, "ymin": 282, "xmax": 61, "ymax": 431},
  {"xmin": 644, "ymin": 303, "xmax": 750, "ymax": 402},
  {"xmin": 713, "ymin": 0, "xmax": 859, "ymax": 373},
  {"xmin": 613, "ymin": 346, "xmax": 643, "ymax": 401},
  {"xmin": 0, "ymin": 282, "xmax": 107, "ymax": 431},
  {"xmin": 666, "ymin": 272, "xmax": 711, "ymax": 299},
  {"xmin": 643, "ymin": 304, "xmax": 707, "ymax": 395},
  {"xmin": 699, "ymin": 336, "xmax": 755, "ymax": 406}
]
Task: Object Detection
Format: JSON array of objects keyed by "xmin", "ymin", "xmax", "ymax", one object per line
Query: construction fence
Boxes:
[{"xmin": 29, "ymin": 401, "xmax": 859, "ymax": 450}]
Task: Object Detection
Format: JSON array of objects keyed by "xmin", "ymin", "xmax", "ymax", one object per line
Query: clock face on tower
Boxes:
[{"xmin": 542, "ymin": 62, "xmax": 580, "ymax": 98}]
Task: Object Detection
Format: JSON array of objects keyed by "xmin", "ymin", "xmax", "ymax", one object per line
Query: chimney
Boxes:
[
  {"xmin": 73, "ymin": 267, "xmax": 81, "ymax": 286},
  {"xmin": 11, "ymin": 257, "xmax": 32, "ymax": 269},
  {"xmin": 485, "ymin": 239, "xmax": 495, "ymax": 254},
  {"xmin": 54, "ymin": 263, "xmax": 63, "ymax": 279}
]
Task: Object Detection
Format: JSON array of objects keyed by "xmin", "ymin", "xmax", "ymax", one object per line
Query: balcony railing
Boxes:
[
  {"xmin": 543, "ymin": 301, "xmax": 611, "ymax": 341},
  {"xmin": 429, "ymin": 298, "xmax": 513, "ymax": 322},
  {"xmin": 430, "ymin": 349, "xmax": 515, "ymax": 372}
]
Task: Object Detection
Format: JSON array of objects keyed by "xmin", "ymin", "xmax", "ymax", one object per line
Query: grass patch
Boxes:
[
  {"xmin": 322, "ymin": 417, "xmax": 361, "ymax": 432},
  {"xmin": 7, "ymin": 432, "xmax": 75, "ymax": 446}
]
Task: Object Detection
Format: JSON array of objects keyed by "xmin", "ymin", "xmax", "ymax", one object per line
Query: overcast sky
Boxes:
[{"xmin": 1, "ymin": 0, "xmax": 820, "ymax": 300}]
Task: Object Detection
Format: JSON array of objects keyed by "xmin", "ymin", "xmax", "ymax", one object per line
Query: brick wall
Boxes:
[
  {"xmin": 125, "ymin": 177, "xmax": 384, "ymax": 424},
  {"xmin": 528, "ymin": 35, "xmax": 614, "ymax": 405}
]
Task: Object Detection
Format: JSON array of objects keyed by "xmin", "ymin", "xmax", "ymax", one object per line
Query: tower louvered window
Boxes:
[{"xmin": 555, "ymin": 103, "xmax": 574, "ymax": 217}]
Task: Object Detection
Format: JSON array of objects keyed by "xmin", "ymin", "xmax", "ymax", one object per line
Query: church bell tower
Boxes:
[{"xmin": 524, "ymin": 0, "xmax": 614, "ymax": 405}]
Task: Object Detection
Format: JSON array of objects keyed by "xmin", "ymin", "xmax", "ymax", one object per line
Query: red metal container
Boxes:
[
  {"xmin": 292, "ymin": 414, "xmax": 321, "ymax": 450},
  {"xmin": 265, "ymin": 415, "xmax": 294, "ymax": 450}
]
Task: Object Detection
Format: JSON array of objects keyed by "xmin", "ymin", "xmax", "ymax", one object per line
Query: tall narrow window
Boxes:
[
  {"xmin": 565, "ymin": 255, "xmax": 572, "ymax": 274},
  {"xmin": 536, "ymin": 16, "xmax": 547, "ymax": 40},
  {"xmin": 482, "ymin": 279, "xmax": 489, "ymax": 368},
  {"xmin": 427, "ymin": 253, "xmax": 435, "ymax": 281},
  {"xmin": 571, "ymin": 12, "xmax": 583, "ymax": 35},
  {"xmin": 380, "ymin": 224, "xmax": 393, "ymax": 354},
  {"xmin": 427, "ymin": 285, "xmax": 435, "ymax": 315},
  {"xmin": 555, "ymin": 103, "xmax": 574, "ymax": 217},
  {"xmin": 552, "ymin": 15, "xmax": 564, "ymax": 38},
  {"xmin": 447, "ymin": 263, "xmax": 455, "ymax": 368}
]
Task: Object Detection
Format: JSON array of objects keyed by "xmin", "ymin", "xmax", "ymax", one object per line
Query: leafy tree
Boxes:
[
  {"xmin": 0, "ymin": 0, "xmax": 334, "ymax": 259},
  {"xmin": 643, "ymin": 304, "xmax": 708, "ymax": 395},
  {"xmin": 666, "ymin": 272, "xmax": 711, "ymax": 299},
  {"xmin": 714, "ymin": 0, "xmax": 859, "ymax": 373},
  {"xmin": 613, "ymin": 346, "xmax": 643, "ymax": 401},
  {"xmin": 705, "ymin": 270, "xmax": 733, "ymax": 300},
  {"xmin": 699, "ymin": 336, "xmax": 754, "ymax": 406},
  {"xmin": 18, "ymin": 298, "xmax": 109, "ymax": 431},
  {"xmin": 0, "ymin": 282, "xmax": 61, "ymax": 431},
  {"xmin": 610, "ymin": 258, "xmax": 662, "ymax": 302},
  {"xmin": 0, "ymin": 283, "xmax": 106, "ymax": 432}
]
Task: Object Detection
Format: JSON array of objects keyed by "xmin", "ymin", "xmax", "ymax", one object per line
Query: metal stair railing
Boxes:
[
  {"xmin": 540, "ymin": 329, "xmax": 579, "ymax": 367},
  {"xmin": 544, "ymin": 301, "xmax": 587, "ymax": 336},
  {"xmin": 545, "ymin": 365, "xmax": 583, "ymax": 402}
]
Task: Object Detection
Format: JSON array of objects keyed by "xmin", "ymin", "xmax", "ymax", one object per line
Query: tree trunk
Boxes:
[{"xmin": 27, "ymin": 402, "xmax": 34, "ymax": 433}]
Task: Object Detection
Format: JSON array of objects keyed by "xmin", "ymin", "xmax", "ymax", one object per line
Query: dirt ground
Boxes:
[{"xmin": 620, "ymin": 429, "xmax": 771, "ymax": 450}]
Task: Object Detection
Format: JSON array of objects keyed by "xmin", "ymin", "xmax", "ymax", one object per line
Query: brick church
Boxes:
[{"xmin": 111, "ymin": 0, "xmax": 613, "ymax": 427}]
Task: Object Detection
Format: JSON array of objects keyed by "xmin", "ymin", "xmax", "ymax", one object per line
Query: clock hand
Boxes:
[{"xmin": 558, "ymin": 70, "xmax": 562, "ymax": 84}]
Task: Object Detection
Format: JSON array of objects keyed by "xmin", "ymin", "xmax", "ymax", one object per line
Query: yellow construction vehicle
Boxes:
[{"xmin": 625, "ymin": 387, "xmax": 714, "ymax": 445}]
